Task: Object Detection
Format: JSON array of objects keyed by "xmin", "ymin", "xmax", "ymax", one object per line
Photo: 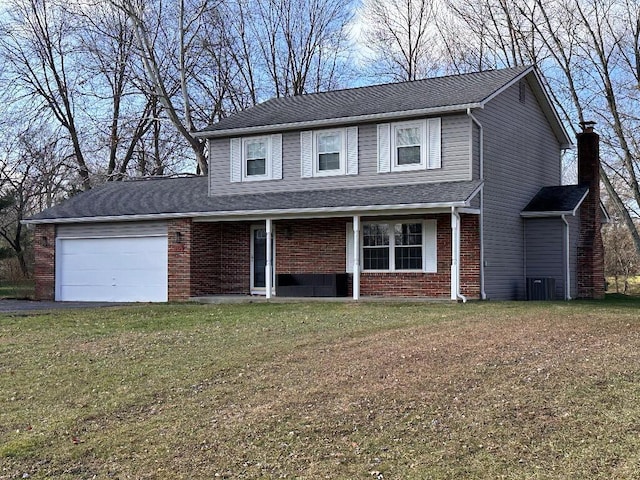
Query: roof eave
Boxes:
[
  {"xmin": 195, "ymin": 103, "xmax": 484, "ymax": 138},
  {"xmin": 521, "ymin": 210, "xmax": 576, "ymax": 218},
  {"xmin": 23, "ymin": 200, "xmax": 473, "ymax": 225}
]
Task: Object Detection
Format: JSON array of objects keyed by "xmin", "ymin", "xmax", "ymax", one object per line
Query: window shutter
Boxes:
[
  {"xmin": 377, "ymin": 123, "xmax": 391, "ymax": 173},
  {"xmin": 300, "ymin": 131, "xmax": 313, "ymax": 178},
  {"xmin": 230, "ymin": 138, "xmax": 241, "ymax": 182},
  {"xmin": 427, "ymin": 118, "xmax": 442, "ymax": 169},
  {"xmin": 346, "ymin": 126, "xmax": 358, "ymax": 175},
  {"xmin": 271, "ymin": 134, "xmax": 282, "ymax": 179},
  {"xmin": 423, "ymin": 219, "xmax": 437, "ymax": 272},
  {"xmin": 346, "ymin": 222, "xmax": 354, "ymax": 273}
]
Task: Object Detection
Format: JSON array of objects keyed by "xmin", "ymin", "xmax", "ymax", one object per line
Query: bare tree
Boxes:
[
  {"xmin": 442, "ymin": 0, "xmax": 640, "ymax": 257},
  {"xmin": 110, "ymin": 0, "xmax": 211, "ymax": 174},
  {"xmin": 362, "ymin": 0, "xmax": 439, "ymax": 81}
]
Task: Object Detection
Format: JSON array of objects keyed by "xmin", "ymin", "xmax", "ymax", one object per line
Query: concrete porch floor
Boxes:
[{"xmin": 189, "ymin": 295, "xmax": 456, "ymax": 304}]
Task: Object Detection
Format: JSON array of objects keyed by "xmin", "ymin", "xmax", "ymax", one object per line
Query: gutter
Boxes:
[
  {"xmin": 22, "ymin": 200, "xmax": 472, "ymax": 226},
  {"xmin": 467, "ymin": 108, "xmax": 487, "ymax": 300},
  {"xmin": 451, "ymin": 207, "xmax": 467, "ymax": 303},
  {"xmin": 561, "ymin": 215, "xmax": 572, "ymax": 300}
]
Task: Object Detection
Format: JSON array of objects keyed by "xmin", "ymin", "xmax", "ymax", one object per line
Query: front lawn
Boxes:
[{"xmin": 1, "ymin": 299, "xmax": 639, "ymax": 479}]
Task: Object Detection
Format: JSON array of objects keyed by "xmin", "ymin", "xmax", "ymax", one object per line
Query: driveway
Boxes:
[{"xmin": 0, "ymin": 299, "xmax": 131, "ymax": 313}]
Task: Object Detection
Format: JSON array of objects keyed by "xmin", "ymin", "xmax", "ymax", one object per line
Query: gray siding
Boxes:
[
  {"xmin": 57, "ymin": 222, "xmax": 167, "ymax": 239},
  {"xmin": 524, "ymin": 218, "xmax": 565, "ymax": 299},
  {"xmin": 209, "ymin": 114, "xmax": 472, "ymax": 196},
  {"xmin": 477, "ymin": 79, "xmax": 563, "ymax": 300}
]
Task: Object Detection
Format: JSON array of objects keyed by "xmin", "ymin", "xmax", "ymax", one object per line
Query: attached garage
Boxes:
[{"xmin": 55, "ymin": 222, "xmax": 168, "ymax": 302}]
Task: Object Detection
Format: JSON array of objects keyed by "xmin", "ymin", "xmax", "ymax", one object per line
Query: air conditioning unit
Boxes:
[{"xmin": 527, "ymin": 277, "xmax": 556, "ymax": 300}]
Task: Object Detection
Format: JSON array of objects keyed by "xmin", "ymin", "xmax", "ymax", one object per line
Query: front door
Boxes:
[{"xmin": 251, "ymin": 225, "xmax": 274, "ymax": 294}]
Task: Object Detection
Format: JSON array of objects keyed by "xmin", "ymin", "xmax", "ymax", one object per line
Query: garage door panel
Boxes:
[{"xmin": 57, "ymin": 236, "xmax": 168, "ymax": 302}]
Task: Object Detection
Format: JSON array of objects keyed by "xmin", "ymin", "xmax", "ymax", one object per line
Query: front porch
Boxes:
[{"xmin": 168, "ymin": 212, "xmax": 481, "ymax": 302}]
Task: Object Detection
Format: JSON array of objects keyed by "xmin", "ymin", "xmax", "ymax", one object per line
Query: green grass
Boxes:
[
  {"xmin": 0, "ymin": 281, "xmax": 34, "ymax": 299},
  {"xmin": 1, "ymin": 299, "xmax": 640, "ymax": 479}
]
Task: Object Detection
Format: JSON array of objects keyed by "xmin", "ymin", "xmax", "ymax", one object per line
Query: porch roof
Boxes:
[
  {"xmin": 521, "ymin": 185, "xmax": 588, "ymax": 217},
  {"xmin": 24, "ymin": 176, "xmax": 482, "ymax": 224}
]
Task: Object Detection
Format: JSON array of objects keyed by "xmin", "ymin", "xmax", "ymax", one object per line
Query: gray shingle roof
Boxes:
[
  {"xmin": 522, "ymin": 185, "xmax": 589, "ymax": 215},
  {"xmin": 26, "ymin": 176, "xmax": 482, "ymax": 223},
  {"xmin": 201, "ymin": 66, "xmax": 531, "ymax": 134}
]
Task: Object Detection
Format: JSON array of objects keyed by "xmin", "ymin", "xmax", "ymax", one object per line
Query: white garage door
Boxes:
[{"xmin": 56, "ymin": 226, "xmax": 168, "ymax": 302}]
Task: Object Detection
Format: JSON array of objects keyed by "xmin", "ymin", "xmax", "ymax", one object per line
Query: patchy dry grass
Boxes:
[
  {"xmin": 0, "ymin": 281, "xmax": 34, "ymax": 300},
  {"xmin": 1, "ymin": 298, "xmax": 640, "ymax": 479}
]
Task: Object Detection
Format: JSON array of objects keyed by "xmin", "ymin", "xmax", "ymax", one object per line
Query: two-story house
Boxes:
[{"xmin": 25, "ymin": 65, "xmax": 605, "ymax": 302}]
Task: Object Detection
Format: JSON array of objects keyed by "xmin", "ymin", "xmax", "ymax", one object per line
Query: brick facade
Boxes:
[
  {"xmin": 576, "ymin": 126, "xmax": 605, "ymax": 299},
  {"xmin": 34, "ymin": 224, "xmax": 55, "ymax": 300},
  {"xmin": 34, "ymin": 214, "xmax": 481, "ymax": 302},
  {"xmin": 167, "ymin": 219, "xmax": 193, "ymax": 301}
]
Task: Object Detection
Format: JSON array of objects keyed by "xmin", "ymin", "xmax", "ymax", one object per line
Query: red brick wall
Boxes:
[
  {"xmin": 168, "ymin": 214, "xmax": 481, "ymax": 300},
  {"xmin": 460, "ymin": 214, "xmax": 481, "ymax": 298},
  {"xmin": 189, "ymin": 222, "xmax": 251, "ymax": 296},
  {"xmin": 275, "ymin": 218, "xmax": 349, "ymax": 273},
  {"xmin": 34, "ymin": 224, "xmax": 55, "ymax": 300},
  {"xmin": 167, "ymin": 219, "xmax": 192, "ymax": 301}
]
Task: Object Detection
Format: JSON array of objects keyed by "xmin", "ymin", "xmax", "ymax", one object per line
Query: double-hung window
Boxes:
[
  {"xmin": 377, "ymin": 118, "xmax": 441, "ymax": 173},
  {"xmin": 230, "ymin": 134, "xmax": 282, "ymax": 183},
  {"xmin": 316, "ymin": 130, "xmax": 344, "ymax": 175},
  {"xmin": 300, "ymin": 127, "xmax": 358, "ymax": 177},
  {"xmin": 395, "ymin": 124, "xmax": 422, "ymax": 167},
  {"xmin": 355, "ymin": 220, "xmax": 436, "ymax": 272},
  {"xmin": 244, "ymin": 137, "xmax": 268, "ymax": 178}
]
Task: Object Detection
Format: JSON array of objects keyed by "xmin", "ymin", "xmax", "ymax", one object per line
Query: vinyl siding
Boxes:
[
  {"xmin": 476, "ymin": 79, "xmax": 563, "ymax": 300},
  {"xmin": 524, "ymin": 218, "xmax": 565, "ymax": 299},
  {"xmin": 568, "ymin": 212, "xmax": 580, "ymax": 299},
  {"xmin": 209, "ymin": 114, "xmax": 472, "ymax": 196},
  {"xmin": 56, "ymin": 222, "xmax": 168, "ymax": 239}
]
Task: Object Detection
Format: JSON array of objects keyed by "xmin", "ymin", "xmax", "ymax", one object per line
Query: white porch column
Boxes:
[
  {"xmin": 265, "ymin": 218, "xmax": 273, "ymax": 299},
  {"xmin": 450, "ymin": 209, "xmax": 459, "ymax": 300},
  {"xmin": 353, "ymin": 216, "xmax": 360, "ymax": 300}
]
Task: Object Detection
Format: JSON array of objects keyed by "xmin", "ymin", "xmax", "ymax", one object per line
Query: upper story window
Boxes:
[
  {"xmin": 377, "ymin": 117, "xmax": 441, "ymax": 173},
  {"xmin": 230, "ymin": 134, "xmax": 282, "ymax": 183},
  {"xmin": 301, "ymin": 127, "xmax": 358, "ymax": 178},
  {"xmin": 394, "ymin": 122, "xmax": 424, "ymax": 169},
  {"xmin": 244, "ymin": 137, "xmax": 269, "ymax": 178},
  {"xmin": 316, "ymin": 130, "xmax": 343, "ymax": 175}
]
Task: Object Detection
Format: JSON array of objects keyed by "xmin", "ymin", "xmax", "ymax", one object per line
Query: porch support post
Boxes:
[
  {"xmin": 265, "ymin": 218, "xmax": 273, "ymax": 299},
  {"xmin": 451, "ymin": 208, "xmax": 459, "ymax": 300},
  {"xmin": 353, "ymin": 215, "xmax": 360, "ymax": 300}
]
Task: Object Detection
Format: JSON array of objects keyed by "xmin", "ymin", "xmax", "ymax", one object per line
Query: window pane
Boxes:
[
  {"xmin": 364, "ymin": 247, "xmax": 389, "ymax": 270},
  {"xmin": 396, "ymin": 126, "xmax": 420, "ymax": 146},
  {"xmin": 395, "ymin": 246, "xmax": 422, "ymax": 269},
  {"xmin": 397, "ymin": 145, "xmax": 421, "ymax": 165},
  {"xmin": 395, "ymin": 223, "xmax": 422, "ymax": 245},
  {"xmin": 363, "ymin": 224, "xmax": 390, "ymax": 247},
  {"xmin": 319, "ymin": 152, "xmax": 340, "ymax": 171},
  {"xmin": 318, "ymin": 132, "xmax": 341, "ymax": 153},
  {"xmin": 246, "ymin": 141, "xmax": 266, "ymax": 159},
  {"xmin": 247, "ymin": 158, "xmax": 266, "ymax": 176}
]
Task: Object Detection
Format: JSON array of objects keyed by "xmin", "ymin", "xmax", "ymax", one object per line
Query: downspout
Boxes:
[
  {"xmin": 561, "ymin": 215, "xmax": 571, "ymax": 300},
  {"xmin": 467, "ymin": 108, "xmax": 487, "ymax": 300},
  {"xmin": 451, "ymin": 207, "xmax": 467, "ymax": 303}
]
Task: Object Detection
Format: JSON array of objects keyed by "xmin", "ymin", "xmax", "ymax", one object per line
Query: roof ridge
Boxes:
[{"xmin": 258, "ymin": 65, "xmax": 532, "ymax": 105}]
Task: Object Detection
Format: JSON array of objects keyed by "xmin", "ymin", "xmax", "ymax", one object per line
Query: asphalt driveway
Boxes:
[{"xmin": 0, "ymin": 299, "xmax": 131, "ymax": 313}]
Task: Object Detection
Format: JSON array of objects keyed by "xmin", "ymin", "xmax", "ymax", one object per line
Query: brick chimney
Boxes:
[{"xmin": 576, "ymin": 121, "xmax": 605, "ymax": 299}]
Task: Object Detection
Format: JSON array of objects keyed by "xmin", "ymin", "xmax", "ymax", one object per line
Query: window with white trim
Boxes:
[
  {"xmin": 230, "ymin": 134, "xmax": 282, "ymax": 183},
  {"xmin": 377, "ymin": 118, "xmax": 441, "ymax": 173},
  {"xmin": 315, "ymin": 129, "xmax": 345, "ymax": 176},
  {"xmin": 244, "ymin": 137, "xmax": 268, "ymax": 178},
  {"xmin": 356, "ymin": 220, "xmax": 437, "ymax": 272},
  {"xmin": 301, "ymin": 127, "xmax": 358, "ymax": 177}
]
